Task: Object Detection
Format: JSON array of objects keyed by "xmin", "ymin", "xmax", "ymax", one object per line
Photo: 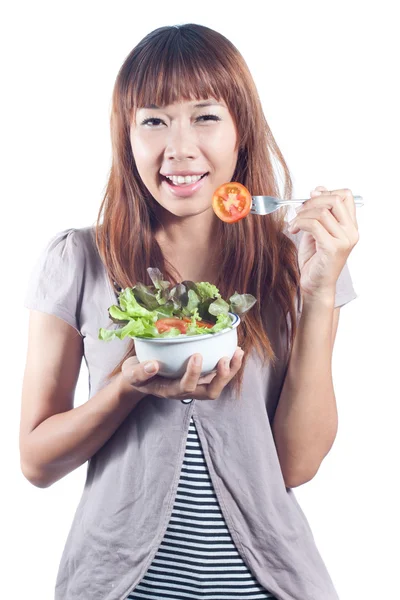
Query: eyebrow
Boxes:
[{"xmin": 142, "ymin": 101, "xmax": 223, "ymax": 109}]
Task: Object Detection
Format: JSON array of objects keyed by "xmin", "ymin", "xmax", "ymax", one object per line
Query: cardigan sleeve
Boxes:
[
  {"xmin": 23, "ymin": 228, "xmax": 85, "ymax": 335},
  {"xmin": 285, "ymin": 227, "xmax": 358, "ymax": 311},
  {"xmin": 332, "ymin": 261, "xmax": 358, "ymax": 308}
]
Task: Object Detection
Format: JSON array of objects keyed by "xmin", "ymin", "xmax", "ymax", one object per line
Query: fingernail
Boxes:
[
  {"xmin": 310, "ymin": 190, "xmax": 322, "ymax": 196},
  {"xmin": 144, "ymin": 361, "xmax": 157, "ymax": 373},
  {"xmin": 224, "ymin": 358, "xmax": 230, "ymax": 369},
  {"xmin": 194, "ymin": 355, "xmax": 202, "ymax": 365}
]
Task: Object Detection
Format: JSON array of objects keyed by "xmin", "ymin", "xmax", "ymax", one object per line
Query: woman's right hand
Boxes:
[{"xmin": 119, "ymin": 347, "xmax": 244, "ymax": 401}]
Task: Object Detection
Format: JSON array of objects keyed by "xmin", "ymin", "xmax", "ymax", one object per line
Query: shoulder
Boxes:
[
  {"xmin": 28, "ymin": 226, "xmax": 105, "ymax": 290},
  {"xmin": 46, "ymin": 225, "xmax": 99, "ymax": 262},
  {"xmin": 24, "ymin": 227, "xmax": 97, "ymax": 331}
]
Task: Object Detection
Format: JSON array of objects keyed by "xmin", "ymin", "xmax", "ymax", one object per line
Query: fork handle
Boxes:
[{"xmin": 285, "ymin": 195, "xmax": 363, "ymax": 206}]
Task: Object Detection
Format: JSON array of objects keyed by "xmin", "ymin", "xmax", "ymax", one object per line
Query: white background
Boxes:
[{"xmin": 2, "ymin": 1, "xmax": 399, "ymax": 598}]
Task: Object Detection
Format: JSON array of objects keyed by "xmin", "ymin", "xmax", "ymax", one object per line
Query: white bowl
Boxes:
[{"xmin": 133, "ymin": 312, "xmax": 241, "ymax": 379}]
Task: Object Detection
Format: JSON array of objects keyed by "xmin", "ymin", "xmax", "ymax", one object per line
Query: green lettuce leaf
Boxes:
[
  {"xmin": 208, "ymin": 297, "xmax": 230, "ymax": 317},
  {"xmin": 181, "ymin": 289, "xmax": 200, "ymax": 317},
  {"xmin": 194, "ymin": 281, "xmax": 221, "ymax": 302},
  {"xmin": 185, "ymin": 311, "xmax": 232, "ymax": 336},
  {"xmin": 131, "ymin": 282, "xmax": 160, "ymax": 311},
  {"xmin": 117, "ymin": 288, "xmax": 155, "ymax": 318},
  {"xmin": 168, "ymin": 283, "xmax": 188, "ymax": 311},
  {"xmin": 99, "ymin": 318, "xmax": 158, "ymax": 341},
  {"xmin": 147, "ymin": 267, "xmax": 171, "ymax": 305},
  {"xmin": 229, "ymin": 291, "xmax": 257, "ymax": 315}
]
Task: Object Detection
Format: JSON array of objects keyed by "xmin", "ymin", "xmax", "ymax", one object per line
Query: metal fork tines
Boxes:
[{"xmin": 251, "ymin": 195, "xmax": 364, "ymax": 216}]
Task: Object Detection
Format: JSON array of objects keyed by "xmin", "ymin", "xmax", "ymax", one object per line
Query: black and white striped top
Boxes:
[{"xmin": 127, "ymin": 416, "xmax": 278, "ymax": 600}]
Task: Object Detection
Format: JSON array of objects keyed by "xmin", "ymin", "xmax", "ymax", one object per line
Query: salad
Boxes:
[{"xmin": 98, "ymin": 267, "xmax": 257, "ymax": 341}]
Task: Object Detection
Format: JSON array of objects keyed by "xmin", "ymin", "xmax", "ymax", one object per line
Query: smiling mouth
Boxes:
[{"xmin": 160, "ymin": 173, "xmax": 209, "ymax": 186}]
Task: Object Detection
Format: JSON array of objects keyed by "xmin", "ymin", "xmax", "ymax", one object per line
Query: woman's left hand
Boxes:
[{"xmin": 287, "ymin": 185, "xmax": 360, "ymax": 303}]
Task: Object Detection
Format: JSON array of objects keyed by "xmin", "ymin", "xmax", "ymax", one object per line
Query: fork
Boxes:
[{"xmin": 251, "ymin": 195, "xmax": 364, "ymax": 215}]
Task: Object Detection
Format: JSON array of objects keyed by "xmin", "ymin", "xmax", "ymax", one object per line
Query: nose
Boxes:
[{"xmin": 164, "ymin": 122, "xmax": 198, "ymax": 162}]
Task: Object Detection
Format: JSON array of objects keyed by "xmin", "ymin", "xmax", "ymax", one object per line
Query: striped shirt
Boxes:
[{"xmin": 127, "ymin": 416, "xmax": 277, "ymax": 600}]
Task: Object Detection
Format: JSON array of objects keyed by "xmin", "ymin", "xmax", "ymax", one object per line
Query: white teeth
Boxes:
[{"xmin": 165, "ymin": 174, "xmax": 205, "ymax": 185}]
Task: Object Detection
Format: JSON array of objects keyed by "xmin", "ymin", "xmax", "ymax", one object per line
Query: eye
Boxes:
[
  {"xmin": 140, "ymin": 114, "xmax": 221, "ymax": 127},
  {"xmin": 197, "ymin": 114, "xmax": 221, "ymax": 122},
  {"xmin": 140, "ymin": 118, "xmax": 164, "ymax": 127}
]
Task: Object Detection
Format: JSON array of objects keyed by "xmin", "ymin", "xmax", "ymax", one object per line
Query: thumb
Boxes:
[{"xmin": 121, "ymin": 356, "xmax": 159, "ymax": 384}]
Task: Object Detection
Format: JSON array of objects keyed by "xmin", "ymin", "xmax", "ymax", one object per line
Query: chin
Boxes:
[
  {"xmin": 154, "ymin": 195, "xmax": 212, "ymax": 216},
  {"xmin": 167, "ymin": 204, "xmax": 211, "ymax": 218}
]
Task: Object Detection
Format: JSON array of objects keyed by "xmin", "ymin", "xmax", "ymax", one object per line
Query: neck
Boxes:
[
  {"xmin": 154, "ymin": 208, "xmax": 221, "ymax": 283},
  {"xmin": 154, "ymin": 207, "xmax": 219, "ymax": 250}
]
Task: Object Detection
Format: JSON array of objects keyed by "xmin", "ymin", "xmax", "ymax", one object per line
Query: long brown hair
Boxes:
[{"xmin": 95, "ymin": 23, "xmax": 300, "ymax": 396}]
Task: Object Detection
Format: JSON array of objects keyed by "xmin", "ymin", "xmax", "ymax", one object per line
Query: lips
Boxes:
[
  {"xmin": 161, "ymin": 172, "xmax": 208, "ymax": 178},
  {"xmin": 161, "ymin": 172, "xmax": 209, "ymax": 198}
]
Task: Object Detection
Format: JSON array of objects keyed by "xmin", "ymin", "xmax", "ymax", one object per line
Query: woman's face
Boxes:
[{"xmin": 130, "ymin": 98, "xmax": 239, "ymax": 219}]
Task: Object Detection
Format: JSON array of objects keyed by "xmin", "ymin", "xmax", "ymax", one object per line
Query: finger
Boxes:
[
  {"xmin": 290, "ymin": 206, "xmax": 346, "ymax": 240},
  {"xmin": 288, "ymin": 218, "xmax": 335, "ymax": 251},
  {"xmin": 327, "ymin": 188, "xmax": 357, "ymax": 227},
  {"xmin": 179, "ymin": 353, "xmax": 203, "ymax": 395},
  {"xmin": 307, "ymin": 188, "xmax": 356, "ymax": 227},
  {"xmin": 313, "ymin": 185, "xmax": 328, "ymax": 193},
  {"xmin": 295, "ymin": 193, "xmax": 350, "ymax": 229},
  {"xmin": 198, "ymin": 370, "xmax": 217, "ymax": 385},
  {"xmin": 122, "ymin": 356, "xmax": 139, "ymax": 368},
  {"xmin": 121, "ymin": 357, "xmax": 160, "ymax": 385},
  {"xmin": 204, "ymin": 347, "xmax": 244, "ymax": 400},
  {"xmin": 309, "ymin": 185, "xmax": 328, "ymax": 198}
]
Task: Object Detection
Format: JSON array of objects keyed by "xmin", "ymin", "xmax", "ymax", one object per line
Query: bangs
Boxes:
[{"xmin": 125, "ymin": 28, "xmax": 236, "ymax": 119}]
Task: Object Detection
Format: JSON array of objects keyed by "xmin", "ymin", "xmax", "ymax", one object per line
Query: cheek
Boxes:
[
  {"xmin": 215, "ymin": 126, "xmax": 238, "ymax": 158},
  {"xmin": 131, "ymin": 137, "xmax": 160, "ymax": 182},
  {"xmin": 131, "ymin": 136, "xmax": 149, "ymax": 162},
  {"xmin": 202, "ymin": 129, "xmax": 238, "ymax": 171},
  {"xmin": 131, "ymin": 129, "xmax": 161, "ymax": 159}
]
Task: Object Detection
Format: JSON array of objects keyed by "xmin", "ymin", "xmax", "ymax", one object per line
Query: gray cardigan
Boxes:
[{"xmin": 24, "ymin": 226, "xmax": 357, "ymax": 600}]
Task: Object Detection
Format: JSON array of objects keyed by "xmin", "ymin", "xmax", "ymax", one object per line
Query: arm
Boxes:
[
  {"xmin": 272, "ymin": 296, "xmax": 340, "ymax": 488},
  {"xmin": 19, "ymin": 311, "xmax": 145, "ymax": 488}
]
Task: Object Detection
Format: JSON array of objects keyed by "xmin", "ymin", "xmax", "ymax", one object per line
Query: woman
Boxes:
[{"xmin": 20, "ymin": 23, "xmax": 359, "ymax": 600}]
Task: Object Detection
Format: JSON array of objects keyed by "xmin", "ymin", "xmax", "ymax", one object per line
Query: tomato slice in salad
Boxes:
[
  {"xmin": 155, "ymin": 317, "xmax": 214, "ymax": 334},
  {"xmin": 195, "ymin": 320, "xmax": 214, "ymax": 329},
  {"xmin": 212, "ymin": 182, "xmax": 252, "ymax": 223},
  {"xmin": 155, "ymin": 318, "xmax": 188, "ymax": 334}
]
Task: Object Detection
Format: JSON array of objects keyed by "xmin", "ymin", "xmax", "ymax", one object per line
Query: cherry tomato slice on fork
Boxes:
[{"xmin": 212, "ymin": 182, "xmax": 252, "ymax": 223}]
